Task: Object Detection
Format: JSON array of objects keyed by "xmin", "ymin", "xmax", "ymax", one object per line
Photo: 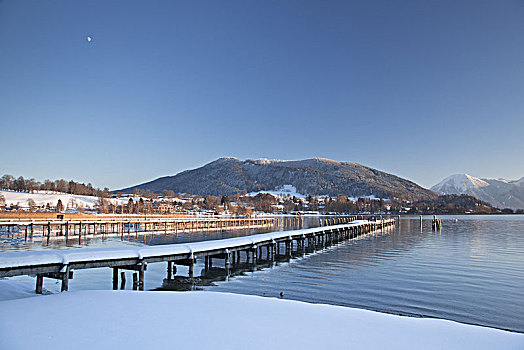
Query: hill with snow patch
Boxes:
[{"xmin": 119, "ymin": 157, "xmax": 436, "ymax": 201}]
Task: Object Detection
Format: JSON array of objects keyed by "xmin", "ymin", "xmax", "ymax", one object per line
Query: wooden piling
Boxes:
[
  {"xmin": 132, "ymin": 273, "xmax": 138, "ymax": 290},
  {"xmin": 138, "ymin": 264, "xmax": 145, "ymax": 291},
  {"xmin": 120, "ymin": 272, "xmax": 126, "ymax": 289},
  {"xmin": 112, "ymin": 268, "xmax": 119, "ymax": 290},
  {"xmin": 61, "ymin": 265, "xmax": 70, "ymax": 292},
  {"xmin": 36, "ymin": 274, "xmax": 43, "ymax": 294},
  {"xmin": 188, "ymin": 262, "xmax": 194, "ymax": 278}
]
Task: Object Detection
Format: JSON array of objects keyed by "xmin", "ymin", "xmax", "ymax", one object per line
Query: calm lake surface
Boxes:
[{"xmin": 1, "ymin": 215, "xmax": 523, "ymax": 333}]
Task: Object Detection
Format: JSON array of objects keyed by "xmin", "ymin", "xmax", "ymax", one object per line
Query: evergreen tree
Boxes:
[
  {"xmin": 127, "ymin": 198, "xmax": 135, "ymax": 214},
  {"xmin": 56, "ymin": 199, "xmax": 64, "ymax": 212}
]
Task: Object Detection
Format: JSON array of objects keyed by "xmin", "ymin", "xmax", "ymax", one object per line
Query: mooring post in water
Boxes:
[{"xmin": 432, "ymin": 216, "xmax": 442, "ymax": 231}]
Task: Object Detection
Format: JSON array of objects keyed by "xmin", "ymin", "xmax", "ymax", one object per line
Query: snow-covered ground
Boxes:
[
  {"xmin": 247, "ymin": 185, "xmax": 389, "ymax": 202},
  {"xmin": 348, "ymin": 194, "xmax": 389, "ymax": 201},
  {"xmin": 0, "ymin": 290, "xmax": 521, "ymax": 350},
  {"xmin": 0, "ymin": 190, "xmax": 128, "ymax": 209},
  {"xmin": 248, "ymin": 184, "xmax": 308, "ymax": 198}
]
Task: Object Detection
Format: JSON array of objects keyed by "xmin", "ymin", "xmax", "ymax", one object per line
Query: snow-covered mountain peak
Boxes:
[
  {"xmin": 511, "ymin": 176, "xmax": 524, "ymax": 185},
  {"xmin": 431, "ymin": 174, "xmax": 489, "ymax": 194},
  {"xmin": 431, "ymin": 173, "xmax": 524, "ymax": 210}
]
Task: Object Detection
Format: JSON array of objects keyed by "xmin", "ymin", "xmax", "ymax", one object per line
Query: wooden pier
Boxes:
[
  {"xmin": 0, "ymin": 217, "xmax": 275, "ymax": 242},
  {"xmin": 0, "ymin": 218, "xmax": 395, "ymax": 293}
]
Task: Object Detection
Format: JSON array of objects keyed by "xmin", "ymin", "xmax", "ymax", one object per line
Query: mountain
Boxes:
[
  {"xmin": 431, "ymin": 174, "xmax": 524, "ymax": 210},
  {"xmin": 119, "ymin": 157, "xmax": 436, "ymax": 201}
]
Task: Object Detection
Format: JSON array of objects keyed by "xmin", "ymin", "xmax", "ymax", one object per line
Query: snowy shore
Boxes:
[{"xmin": 0, "ymin": 291, "xmax": 522, "ymax": 350}]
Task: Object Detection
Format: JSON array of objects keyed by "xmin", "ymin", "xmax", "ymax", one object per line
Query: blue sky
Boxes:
[{"xmin": 1, "ymin": 0, "xmax": 523, "ymax": 190}]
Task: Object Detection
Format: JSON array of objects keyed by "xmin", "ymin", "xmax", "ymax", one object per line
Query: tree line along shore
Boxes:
[{"xmin": 1, "ymin": 173, "xmax": 520, "ymax": 216}]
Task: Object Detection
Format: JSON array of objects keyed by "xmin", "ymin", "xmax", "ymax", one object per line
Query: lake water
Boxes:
[{"xmin": 1, "ymin": 215, "xmax": 523, "ymax": 333}]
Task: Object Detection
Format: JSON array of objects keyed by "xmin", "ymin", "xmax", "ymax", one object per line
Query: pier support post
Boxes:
[
  {"xmin": 167, "ymin": 261, "xmax": 173, "ymax": 279},
  {"xmin": 120, "ymin": 272, "xmax": 126, "ymax": 289},
  {"xmin": 132, "ymin": 273, "xmax": 138, "ymax": 290},
  {"xmin": 36, "ymin": 274, "xmax": 43, "ymax": 294},
  {"xmin": 61, "ymin": 265, "xmax": 70, "ymax": 292},
  {"xmin": 188, "ymin": 261, "xmax": 194, "ymax": 279},
  {"xmin": 113, "ymin": 268, "xmax": 119, "ymax": 290},
  {"xmin": 138, "ymin": 264, "xmax": 145, "ymax": 291}
]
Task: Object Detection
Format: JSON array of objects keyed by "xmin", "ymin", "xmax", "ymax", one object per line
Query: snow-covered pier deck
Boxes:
[
  {"xmin": 0, "ymin": 216, "xmax": 275, "ymax": 242},
  {"xmin": 0, "ymin": 219, "xmax": 395, "ymax": 293}
]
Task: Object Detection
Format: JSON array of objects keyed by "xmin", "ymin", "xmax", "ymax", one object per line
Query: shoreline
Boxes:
[
  {"xmin": 0, "ymin": 290, "xmax": 522, "ymax": 350},
  {"xmin": 1, "ymin": 275, "xmax": 522, "ymax": 335}
]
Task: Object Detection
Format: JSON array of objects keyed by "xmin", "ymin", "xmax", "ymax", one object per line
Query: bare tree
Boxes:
[
  {"xmin": 26, "ymin": 178, "xmax": 38, "ymax": 193},
  {"xmin": 15, "ymin": 176, "xmax": 26, "ymax": 192},
  {"xmin": 55, "ymin": 179, "xmax": 69, "ymax": 193},
  {"xmin": 28, "ymin": 198, "xmax": 37, "ymax": 211},
  {"xmin": 68, "ymin": 181, "xmax": 77, "ymax": 194},
  {"xmin": 163, "ymin": 190, "xmax": 175, "ymax": 198},
  {"xmin": 68, "ymin": 198, "xmax": 78, "ymax": 211},
  {"xmin": 0, "ymin": 175, "xmax": 15, "ymax": 190},
  {"xmin": 43, "ymin": 179, "xmax": 54, "ymax": 193}
]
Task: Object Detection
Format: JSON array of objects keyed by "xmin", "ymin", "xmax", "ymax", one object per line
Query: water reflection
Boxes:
[{"xmin": 208, "ymin": 216, "xmax": 524, "ymax": 333}]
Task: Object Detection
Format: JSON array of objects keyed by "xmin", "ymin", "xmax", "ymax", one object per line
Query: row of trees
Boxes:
[
  {"xmin": 0, "ymin": 174, "xmax": 110, "ymax": 197},
  {"xmin": 0, "ymin": 173, "xmax": 508, "ymax": 214}
]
